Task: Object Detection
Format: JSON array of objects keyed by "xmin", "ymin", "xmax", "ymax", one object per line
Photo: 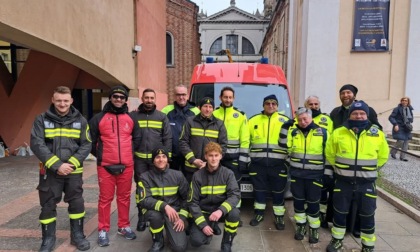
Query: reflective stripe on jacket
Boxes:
[
  {"xmin": 213, "ymin": 106, "xmax": 250, "ymax": 164},
  {"xmin": 187, "ymin": 165, "xmax": 240, "ymax": 229},
  {"xmin": 325, "ymin": 123, "xmax": 389, "ymax": 183},
  {"xmin": 248, "ymin": 112, "xmax": 290, "ymax": 166}
]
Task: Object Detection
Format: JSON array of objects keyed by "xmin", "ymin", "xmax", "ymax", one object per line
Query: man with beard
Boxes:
[
  {"xmin": 130, "ymin": 88, "xmax": 172, "ymax": 232},
  {"xmin": 213, "ymin": 87, "xmax": 249, "ymax": 193},
  {"xmin": 330, "ymin": 84, "xmax": 381, "ymax": 129}
]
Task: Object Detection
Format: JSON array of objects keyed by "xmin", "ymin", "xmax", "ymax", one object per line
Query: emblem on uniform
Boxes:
[
  {"xmin": 233, "ymin": 113, "xmax": 239, "ymax": 118},
  {"xmin": 73, "ymin": 122, "xmax": 81, "ymax": 129},
  {"xmin": 320, "ymin": 117, "xmax": 327, "ymax": 123},
  {"xmin": 158, "ymin": 149, "xmax": 163, "ymax": 154},
  {"xmin": 279, "ymin": 117, "xmax": 285, "ymax": 122},
  {"xmin": 370, "ymin": 128, "xmax": 378, "ymax": 134}
]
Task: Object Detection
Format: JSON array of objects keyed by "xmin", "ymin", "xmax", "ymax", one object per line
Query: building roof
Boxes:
[{"xmin": 198, "ymin": 5, "xmax": 269, "ymax": 24}]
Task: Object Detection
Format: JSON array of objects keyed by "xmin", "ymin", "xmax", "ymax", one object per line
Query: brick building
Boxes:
[{"xmin": 166, "ymin": 0, "xmax": 201, "ymax": 104}]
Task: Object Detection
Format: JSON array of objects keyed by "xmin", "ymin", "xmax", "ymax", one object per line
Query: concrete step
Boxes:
[
  {"xmin": 387, "ymin": 134, "xmax": 420, "ymax": 145},
  {"xmin": 387, "ymin": 138, "xmax": 420, "ymax": 151}
]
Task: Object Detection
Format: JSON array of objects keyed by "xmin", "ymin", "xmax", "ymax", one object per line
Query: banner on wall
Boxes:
[{"xmin": 352, "ymin": 0, "xmax": 390, "ymax": 52}]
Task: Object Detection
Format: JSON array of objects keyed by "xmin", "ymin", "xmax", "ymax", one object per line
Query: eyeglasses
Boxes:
[
  {"xmin": 112, "ymin": 94, "xmax": 126, "ymax": 100},
  {"xmin": 264, "ymin": 102, "xmax": 278, "ymax": 106},
  {"xmin": 308, "ymin": 103, "xmax": 319, "ymax": 106},
  {"xmin": 175, "ymin": 93, "xmax": 187, "ymax": 97}
]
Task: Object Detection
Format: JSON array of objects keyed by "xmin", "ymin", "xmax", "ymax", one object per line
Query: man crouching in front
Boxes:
[
  {"xmin": 188, "ymin": 142, "xmax": 241, "ymax": 252},
  {"xmin": 136, "ymin": 147, "xmax": 189, "ymax": 252}
]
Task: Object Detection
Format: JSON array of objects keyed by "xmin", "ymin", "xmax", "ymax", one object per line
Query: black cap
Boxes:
[
  {"xmin": 339, "ymin": 84, "xmax": 358, "ymax": 96},
  {"xmin": 199, "ymin": 97, "xmax": 215, "ymax": 108},
  {"xmin": 349, "ymin": 100, "xmax": 369, "ymax": 116},
  {"xmin": 109, "ymin": 85, "xmax": 129, "ymax": 99},
  {"xmin": 263, "ymin": 94, "xmax": 278, "ymax": 104},
  {"xmin": 151, "ymin": 147, "xmax": 169, "ymax": 161}
]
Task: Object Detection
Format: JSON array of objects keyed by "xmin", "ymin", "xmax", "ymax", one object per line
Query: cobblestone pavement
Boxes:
[{"xmin": 1, "ymin": 156, "xmax": 420, "ymax": 252}]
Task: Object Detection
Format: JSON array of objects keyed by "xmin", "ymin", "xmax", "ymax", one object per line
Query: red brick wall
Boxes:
[{"xmin": 166, "ymin": 0, "xmax": 201, "ymax": 104}]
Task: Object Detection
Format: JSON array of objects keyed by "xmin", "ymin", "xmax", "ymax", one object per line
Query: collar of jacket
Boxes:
[
  {"xmin": 102, "ymin": 101, "xmax": 128, "ymax": 114},
  {"xmin": 138, "ymin": 103, "xmax": 157, "ymax": 113},
  {"xmin": 342, "ymin": 120, "xmax": 372, "ymax": 131},
  {"xmin": 206, "ymin": 164, "xmax": 222, "ymax": 174},
  {"xmin": 46, "ymin": 104, "xmax": 80, "ymax": 123},
  {"xmin": 151, "ymin": 165, "xmax": 169, "ymax": 174},
  {"xmin": 174, "ymin": 101, "xmax": 195, "ymax": 112}
]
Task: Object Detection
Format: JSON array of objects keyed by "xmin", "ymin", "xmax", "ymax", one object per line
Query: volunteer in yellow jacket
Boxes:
[
  {"xmin": 325, "ymin": 101, "xmax": 389, "ymax": 252},
  {"xmin": 248, "ymin": 94, "xmax": 290, "ymax": 230}
]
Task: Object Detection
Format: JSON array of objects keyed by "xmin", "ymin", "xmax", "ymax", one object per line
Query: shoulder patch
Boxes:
[
  {"xmin": 279, "ymin": 117, "xmax": 285, "ymax": 122},
  {"xmin": 233, "ymin": 112, "xmax": 239, "ymax": 118},
  {"xmin": 320, "ymin": 117, "xmax": 327, "ymax": 123},
  {"xmin": 369, "ymin": 127, "xmax": 379, "ymax": 134}
]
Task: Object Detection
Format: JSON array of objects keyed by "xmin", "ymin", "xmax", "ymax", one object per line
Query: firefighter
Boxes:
[
  {"xmin": 285, "ymin": 107, "xmax": 328, "ymax": 243},
  {"xmin": 303, "ymin": 96, "xmax": 334, "ymax": 228},
  {"xmin": 248, "ymin": 94, "xmax": 290, "ymax": 230},
  {"xmin": 326, "ymin": 101, "xmax": 389, "ymax": 252},
  {"xmin": 188, "ymin": 142, "xmax": 240, "ymax": 252},
  {"xmin": 30, "ymin": 86, "xmax": 91, "ymax": 251},
  {"xmin": 178, "ymin": 97, "xmax": 227, "ymax": 183},
  {"xmin": 137, "ymin": 147, "xmax": 189, "ymax": 252},
  {"xmin": 213, "ymin": 86, "xmax": 250, "ymax": 219},
  {"xmin": 130, "ymin": 88, "xmax": 172, "ymax": 232}
]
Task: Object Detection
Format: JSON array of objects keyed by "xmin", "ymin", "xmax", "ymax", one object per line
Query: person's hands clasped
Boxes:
[{"xmin": 57, "ymin": 163, "xmax": 74, "ymax": 176}]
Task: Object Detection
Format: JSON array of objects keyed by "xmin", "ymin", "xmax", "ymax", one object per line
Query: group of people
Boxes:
[{"xmin": 29, "ymin": 83, "xmax": 412, "ymax": 252}]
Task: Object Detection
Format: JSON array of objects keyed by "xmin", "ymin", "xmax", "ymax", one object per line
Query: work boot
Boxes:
[
  {"xmin": 137, "ymin": 208, "xmax": 146, "ymax": 232},
  {"xmin": 361, "ymin": 245, "xmax": 375, "ymax": 252},
  {"xmin": 148, "ymin": 231, "xmax": 164, "ymax": 252},
  {"xmin": 320, "ymin": 213, "xmax": 329, "ymax": 228},
  {"xmin": 274, "ymin": 215, "xmax": 285, "ymax": 230},
  {"xmin": 308, "ymin": 227, "xmax": 319, "ymax": 244},
  {"xmin": 221, "ymin": 231, "xmax": 236, "ymax": 252},
  {"xmin": 249, "ymin": 214, "xmax": 264, "ymax": 226},
  {"xmin": 39, "ymin": 221, "xmax": 56, "ymax": 252},
  {"xmin": 326, "ymin": 237, "xmax": 343, "ymax": 252},
  {"xmin": 294, "ymin": 223, "xmax": 306, "ymax": 240},
  {"xmin": 211, "ymin": 221, "xmax": 222, "ymax": 235},
  {"xmin": 70, "ymin": 218, "xmax": 90, "ymax": 251}
]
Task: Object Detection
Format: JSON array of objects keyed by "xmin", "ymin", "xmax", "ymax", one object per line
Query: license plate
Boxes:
[{"xmin": 240, "ymin": 183, "xmax": 253, "ymax": 192}]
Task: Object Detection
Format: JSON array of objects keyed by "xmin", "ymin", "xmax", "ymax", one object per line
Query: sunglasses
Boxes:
[{"xmin": 112, "ymin": 94, "xmax": 126, "ymax": 100}]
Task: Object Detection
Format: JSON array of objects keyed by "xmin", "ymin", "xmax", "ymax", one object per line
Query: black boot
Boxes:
[
  {"xmin": 137, "ymin": 207, "xmax": 146, "ymax": 232},
  {"xmin": 148, "ymin": 231, "xmax": 164, "ymax": 252},
  {"xmin": 221, "ymin": 231, "xmax": 236, "ymax": 252},
  {"xmin": 39, "ymin": 221, "xmax": 56, "ymax": 252},
  {"xmin": 70, "ymin": 217, "xmax": 90, "ymax": 251}
]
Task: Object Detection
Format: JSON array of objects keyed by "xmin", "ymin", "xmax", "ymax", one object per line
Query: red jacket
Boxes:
[{"xmin": 89, "ymin": 102, "xmax": 137, "ymax": 166}]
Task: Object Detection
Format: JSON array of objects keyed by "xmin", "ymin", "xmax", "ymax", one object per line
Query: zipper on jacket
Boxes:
[
  {"xmin": 116, "ymin": 115, "xmax": 122, "ymax": 164},
  {"xmin": 354, "ymin": 132, "xmax": 359, "ymax": 182},
  {"xmin": 111, "ymin": 119, "xmax": 115, "ymax": 133}
]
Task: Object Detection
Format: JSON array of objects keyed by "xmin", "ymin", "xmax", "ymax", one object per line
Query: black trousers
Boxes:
[{"xmin": 37, "ymin": 173, "xmax": 84, "ymax": 221}]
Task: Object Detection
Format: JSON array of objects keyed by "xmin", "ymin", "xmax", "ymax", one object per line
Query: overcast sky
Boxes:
[{"xmin": 190, "ymin": 0, "xmax": 264, "ymax": 16}]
